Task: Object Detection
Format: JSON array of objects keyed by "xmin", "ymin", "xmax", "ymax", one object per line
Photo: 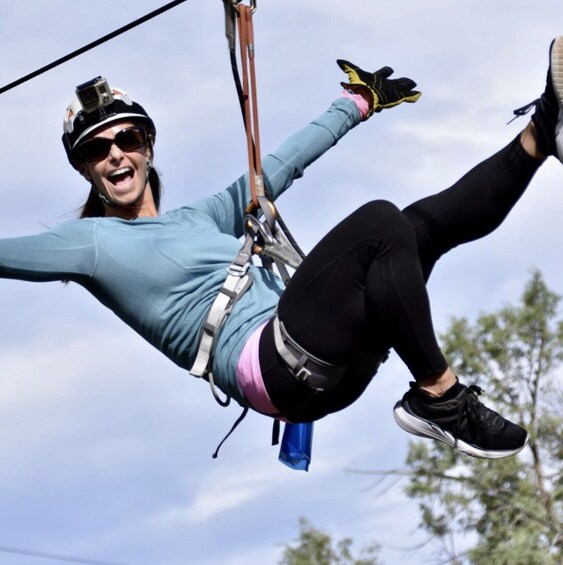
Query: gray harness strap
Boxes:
[
  {"xmin": 190, "ymin": 234, "xmax": 254, "ymax": 406},
  {"xmin": 272, "ymin": 316, "xmax": 345, "ymax": 392},
  {"xmin": 190, "ymin": 211, "xmax": 307, "ymax": 405}
]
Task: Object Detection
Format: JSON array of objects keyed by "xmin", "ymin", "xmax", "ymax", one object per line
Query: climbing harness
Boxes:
[
  {"xmin": 191, "ymin": 0, "xmax": 306, "ymax": 403},
  {"xmin": 190, "ymin": 235, "xmax": 254, "ymax": 406},
  {"xmin": 273, "ymin": 317, "xmax": 345, "ymax": 392},
  {"xmin": 193, "ymin": 0, "xmax": 343, "ymax": 404},
  {"xmin": 192, "ymin": 2, "xmax": 343, "ymax": 469}
]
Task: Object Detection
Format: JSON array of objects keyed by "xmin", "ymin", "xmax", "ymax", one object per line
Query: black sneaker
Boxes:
[
  {"xmin": 393, "ymin": 380, "xmax": 529, "ymax": 459},
  {"xmin": 512, "ymin": 36, "xmax": 563, "ymax": 162}
]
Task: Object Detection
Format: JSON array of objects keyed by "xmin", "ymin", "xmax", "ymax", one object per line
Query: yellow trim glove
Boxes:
[{"xmin": 337, "ymin": 59, "xmax": 421, "ymax": 118}]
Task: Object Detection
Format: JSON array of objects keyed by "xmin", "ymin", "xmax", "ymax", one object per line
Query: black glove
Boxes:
[{"xmin": 337, "ymin": 59, "xmax": 421, "ymax": 117}]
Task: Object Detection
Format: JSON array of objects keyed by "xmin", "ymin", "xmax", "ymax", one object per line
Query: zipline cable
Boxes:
[{"xmin": 0, "ymin": 0, "xmax": 189, "ymax": 95}]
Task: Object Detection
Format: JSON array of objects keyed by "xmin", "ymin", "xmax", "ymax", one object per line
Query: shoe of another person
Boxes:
[{"xmin": 393, "ymin": 380, "xmax": 529, "ymax": 459}]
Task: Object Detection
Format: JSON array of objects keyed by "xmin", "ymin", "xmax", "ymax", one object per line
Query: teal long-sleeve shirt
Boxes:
[{"xmin": 0, "ymin": 98, "xmax": 360, "ymax": 406}]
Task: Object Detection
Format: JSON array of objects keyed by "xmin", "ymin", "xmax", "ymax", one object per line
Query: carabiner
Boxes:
[{"xmin": 230, "ymin": 0, "xmax": 256, "ymax": 13}]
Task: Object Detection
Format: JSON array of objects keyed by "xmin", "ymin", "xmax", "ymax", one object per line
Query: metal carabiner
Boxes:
[{"xmin": 230, "ymin": 0, "xmax": 256, "ymax": 13}]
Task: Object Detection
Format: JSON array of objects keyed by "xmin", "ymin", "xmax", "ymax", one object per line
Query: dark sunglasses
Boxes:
[{"xmin": 73, "ymin": 126, "xmax": 148, "ymax": 163}]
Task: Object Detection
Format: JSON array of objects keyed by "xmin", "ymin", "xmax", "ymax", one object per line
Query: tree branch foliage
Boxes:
[
  {"xmin": 278, "ymin": 517, "xmax": 381, "ymax": 565},
  {"xmin": 402, "ymin": 271, "xmax": 563, "ymax": 564}
]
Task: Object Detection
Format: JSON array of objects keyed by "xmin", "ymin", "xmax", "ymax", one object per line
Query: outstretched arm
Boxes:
[
  {"xmin": 195, "ymin": 60, "xmax": 421, "ymax": 237},
  {"xmin": 192, "ymin": 97, "xmax": 361, "ymax": 238},
  {"xmin": 0, "ymin": 220, "xmax": 97, "ymax": 283},
  {"xmin": 257, "ymin": 62, "xmax": 422, "ymax": 202}
]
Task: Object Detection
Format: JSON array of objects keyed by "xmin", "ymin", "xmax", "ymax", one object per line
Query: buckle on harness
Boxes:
[
  {"xmin": 227, "ymin": 261, "xmax": 250, "ymax": 277},
  {"xmin": 295, "ymin": 365, "xmax": 312, "ymax": 382},
  {"xmin": 272, "ymin": 316, "xmax": 345, "ymax": 392}
]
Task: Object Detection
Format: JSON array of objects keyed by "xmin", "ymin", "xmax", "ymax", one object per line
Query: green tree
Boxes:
[
  {"xmin": 398, "ymin": 270, "xmax": 563, "ymax": 564},
  {"xmin": 279, "ymin": 517, "xmax": 381, "ymax": 565}
]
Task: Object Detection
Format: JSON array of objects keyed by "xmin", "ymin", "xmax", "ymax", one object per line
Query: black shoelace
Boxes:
[
  {"xmin": 508, "ymin": 99, "xmax": 538, "ymax": 124},
  {"xmin": 455, "ymin": 385, "xmax": 504, "ymax": 446}
]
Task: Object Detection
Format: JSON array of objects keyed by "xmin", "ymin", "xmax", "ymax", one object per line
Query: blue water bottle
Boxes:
[{"xmin": 278, "ymin": 422, "xmax": 314, "ymax": 471}]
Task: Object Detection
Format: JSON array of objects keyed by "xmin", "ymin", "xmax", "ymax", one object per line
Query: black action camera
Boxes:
[{"xmin": 76, "ymin": 76, "xmax": 114, "ymax": 114}]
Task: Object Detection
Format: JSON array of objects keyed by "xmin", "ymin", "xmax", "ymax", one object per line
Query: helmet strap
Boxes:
[{"xmin": 92, "ymin": 184, "xmax": 115, "ymax": 207}]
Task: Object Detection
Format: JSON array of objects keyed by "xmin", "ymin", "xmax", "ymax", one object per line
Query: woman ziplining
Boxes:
[{"xmin": 1, "ymin": 26, "xmax": 562, "ymax": 461}]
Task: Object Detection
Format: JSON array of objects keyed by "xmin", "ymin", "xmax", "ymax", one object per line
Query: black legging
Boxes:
[{"xmin": 259, "ymin": 136, "xmax": 542, "ymax": 422}]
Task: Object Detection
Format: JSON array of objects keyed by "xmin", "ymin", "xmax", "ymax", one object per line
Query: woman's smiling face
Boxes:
[{"xmin": 79, "ymin": 120, "xmax": 157, "ymax": 218}]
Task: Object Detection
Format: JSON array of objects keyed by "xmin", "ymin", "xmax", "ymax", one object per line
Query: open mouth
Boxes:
[{"xmin": 108, "ymin": 167, "xmax": 134, "ymax": 189}]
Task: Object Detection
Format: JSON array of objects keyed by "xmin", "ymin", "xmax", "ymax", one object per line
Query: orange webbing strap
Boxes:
[
  {"xmin": 212, "ymin": 2, "xmax": 311, "ymax": 463},
  {"xmin": 236, "ymin": 4, "xmax": 278, "ymax": 230},
  {"xmin": 225, "ymin": 1, "xmax": 305, "ymax": 276},
  {"xmin": 237, "ymin": 6, "xmax": 261, "ymax": 184}
]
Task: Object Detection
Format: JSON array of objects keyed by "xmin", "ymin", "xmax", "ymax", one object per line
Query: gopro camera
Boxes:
[{"xmin": 76, "ymin": 76, "xmax": 114, "ymax": 114}]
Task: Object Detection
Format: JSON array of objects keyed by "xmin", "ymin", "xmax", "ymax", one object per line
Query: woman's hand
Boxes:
[{"xmin": 337, "ymin": 59, "xmax": 421, "ymax": 118}]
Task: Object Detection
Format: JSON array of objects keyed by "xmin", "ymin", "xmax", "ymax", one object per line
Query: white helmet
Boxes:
[{"xmin": 62, "ymin": 76, "xmax": 155, "ymax": 167}]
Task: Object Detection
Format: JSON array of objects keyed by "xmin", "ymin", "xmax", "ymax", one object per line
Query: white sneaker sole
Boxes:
[
  {"xmin": 393, "ymin": 403, "xmax": 528, "ymax": 459},
  {"xmin": 551, "ymin": 36, "xmax": 563, "ymax": 160}
]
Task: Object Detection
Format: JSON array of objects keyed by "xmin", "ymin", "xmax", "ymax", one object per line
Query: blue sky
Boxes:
[{"xmin": 1, "ymin": 1, "xmax": 563, "ymax": 564}]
